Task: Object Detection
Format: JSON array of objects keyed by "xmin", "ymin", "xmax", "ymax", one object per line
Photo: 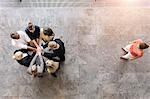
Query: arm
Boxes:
[
  {"xmin": 11, "ymin": 40, "xmax": 28, "ymax": 50},
  {"xmin": 43, "ymin": 51, "xmax": 57, "ymax": 59},
  {"xmin": 13, "ymin": 43, "xmax": 34, "ymax": 51},
  {"xmin": 32, "ymin": 39, "xmax": 40, "ymax": 48},
  {"xmin": 38, "ymin": 54, "xmax": 44, "ymax": 73},
  {"xmin": 27, "ymin": 53, "xmax": 38, "ymax": 74},
  {"xmin": 23, "ymin": 32, "xmax": 37, "ymax": 51},
  {"xmin": 27, "ymin": 46, "xmax": 36, "ymax": 51},
  {"xmin": 37, "ymin": 36, "xmax": 44, "ymax": 50},
  {"xmin": 35, "ymin": 26, "xmax": 41, "ymax": 45},
  {"xmin": 29, "ymin": 53, "xmax": 38, "ymax": 67},
  {"xmin": 36, "ymin": 38, "xmax": 40, "ymax": 45},
  {"xmin": 24, "ymin": 31, "xmax": 31, "ymax": 43},
  {"xmin": 42, "ymin": 42, "xmax": 48, "ymax": 49}
]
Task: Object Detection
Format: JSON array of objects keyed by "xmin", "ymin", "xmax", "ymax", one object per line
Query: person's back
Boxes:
[
  {"xmin": 121, "ymin": 39, "xmax": 149, "ymax": 60},
  {"xmin": 43, "ymin": 39, "xmax": 65, "ymax": 62},
  {"xmin": 46, "ymin": 60, "xmax": 59, "ymax": 73},
  {"xmin": 54, "ymin": 39, "xmax": 65, "ymax": 54},
  {"xmin": 11, "ymin": 31, "xmax": 31, "ymax": 49},
  {"xmin": 130, "ymin": 39, "xmax": 146, "ymax": 58},
  {"xmin": 25, "ymin": 24, "xmax": 40, "ymax": 41},
  {"xmin": 27, "ymin": 52, "xmax": 44, "ymax": 77},
  {"xmin": 14, "ymin": 49, "xmax": 35, "ymax": 67},
  {"xmin": 51, "ymin": 39, "xmax": 65, "ymax": 61},
  {"xmin": 40, "ymin": 27, "xmax": 55, "ymax": 42}
]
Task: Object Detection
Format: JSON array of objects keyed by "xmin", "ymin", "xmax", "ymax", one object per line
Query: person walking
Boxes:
[{"xmin": 121, "ymin": 39, "xmax": 149, "ymax": 60}]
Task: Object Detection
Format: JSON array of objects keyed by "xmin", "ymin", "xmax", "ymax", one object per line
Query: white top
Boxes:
[
  {"xmin": 22, "ymin": 53, "xmax": 28, "ymax": 58},
  {"xmin": 11, "ymin": 31, "xmax": 31, "ymax": 49}
]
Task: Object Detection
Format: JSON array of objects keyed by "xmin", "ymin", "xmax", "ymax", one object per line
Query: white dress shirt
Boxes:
[{"xmin": 11, "ymin": 31, "xmax": 31, "ymax": 49}]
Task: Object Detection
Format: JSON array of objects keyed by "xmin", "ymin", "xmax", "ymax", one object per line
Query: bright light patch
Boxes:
[{"xmin": 126, "ymin": 0, "xmax": 136, "ymax": 3}]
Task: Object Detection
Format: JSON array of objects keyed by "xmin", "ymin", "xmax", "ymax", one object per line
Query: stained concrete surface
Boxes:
[{"xmin": 1, "ymin": 1, "xmax": 150, "ymax": 99}]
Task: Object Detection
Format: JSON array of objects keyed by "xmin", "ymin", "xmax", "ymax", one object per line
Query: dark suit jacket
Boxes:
[
  {"xmin": 43, "ymin": 39, "xmax": 65, "ymax": 62},
  {"xmin": 14, "ymin": 49, "xmax": 35, "ymax": 67}
]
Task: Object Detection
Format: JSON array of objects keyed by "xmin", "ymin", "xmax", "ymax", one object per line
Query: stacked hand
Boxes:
[{"xmin": 36, "ymin": 47, "xmax": 42, "ymax": 55}]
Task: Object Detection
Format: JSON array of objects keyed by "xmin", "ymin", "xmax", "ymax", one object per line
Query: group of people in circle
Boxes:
[
  {"xmin": 10, "ymin": 20, "xmax": 150, "ymax": 79},
  {"xmin": 10, "ymin": 22, "xmax": 65, "ymax": 78}
]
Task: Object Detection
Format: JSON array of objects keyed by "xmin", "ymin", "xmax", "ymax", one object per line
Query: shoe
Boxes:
[
  {"xmin": 120, "ymin": 56, "xmax": 128, "ymax": 60},
  {"xmin": 38, "ymin": 74, "xmax": 43, "ymax": 78},
  {"xmin": 121, "ymin": 48, "xmax": 128, "ymax": 53},
  {"xmin": 38, "ymin": 73, "xmax": 43, "ymax": 78},
  {"xmin": 51, "ymin": 73, "xmax": 57, "ymax": 78}
]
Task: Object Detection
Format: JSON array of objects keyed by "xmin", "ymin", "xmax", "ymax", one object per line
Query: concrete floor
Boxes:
[{"xmin": 1, "ymin": 1, "xmax": 150, "ymax": 99}]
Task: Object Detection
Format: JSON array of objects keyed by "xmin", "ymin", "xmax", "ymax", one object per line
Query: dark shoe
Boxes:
[
  {"xmin": 120, "ymin": 56, "xmax": 128, "ymax": 60},
  {"xmin": 122, "ymin": 48, "xmax": 127, "ymax": 53},
  {"xmin": 38, "ymin": 75, "xmax": 43, "ymax": 78},
  {"xmin": 51, "ymin": 73, "xmax": 57, "ymax": 78},
  {"xmin": 38, "ymin": 73, "xmax": 43, "ymax": 78}
]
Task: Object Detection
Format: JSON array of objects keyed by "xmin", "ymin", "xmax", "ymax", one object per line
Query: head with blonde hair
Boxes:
[
  {"xmin": 31, "ymin": 65, "xmax": 38, "ymax": 77},
  {"xmin": 48, "ymin": 41, "xmax": 58, "ymax": 50},
  {"xmin": 14, "ymin": 51, "xmax": 23, "ymax": 60},
  {"xmin": 46, "ymin": 60, "xmax": 53, "ymax": 67}
]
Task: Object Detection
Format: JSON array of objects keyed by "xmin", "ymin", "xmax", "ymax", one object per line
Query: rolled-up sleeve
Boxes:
[{"xmin": 11, "ymin": 39, "xmax": 15, "ymax": 46}]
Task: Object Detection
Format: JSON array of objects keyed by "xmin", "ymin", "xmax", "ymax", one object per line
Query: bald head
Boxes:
[{"xmin": 10, "ymin": 32, "xmax": 20, "ymax": 39}]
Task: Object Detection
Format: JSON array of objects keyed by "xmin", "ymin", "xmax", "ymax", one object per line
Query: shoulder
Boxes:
[
  {"xmin": 14, "ymin": 50, "xmax": 19, "ymax": 54},
  {"xmin": 35, "ymin": 26, "xmax": 40, "ymax": 34},
  {"xmin": 25, "ymin": 28, "xmax": 30, "ymax": 33},
  {"xmin": 17, "ymin": 31, "xmax": 26, "ymax": 35},
  {"xmin": 14, "ymin": 49, "xmax": 26, "ymax": 54},
  {"xmin": 40, "ymin": 28, "xmax": 43, "ymax": 33},
  {"xmin": 18, "ymin": 31, "xmax": 29, "ymax": 38},
  {"xmin": 55, "ymin": 39, "xmax": 62, "ymax": 43},
  {"xmin": 35, "ymin": 25, "xmax": 40, "ymax": 30},
  {"xmin": 55, "ymin": 39, "xmax": 65, "ymax": 47}
]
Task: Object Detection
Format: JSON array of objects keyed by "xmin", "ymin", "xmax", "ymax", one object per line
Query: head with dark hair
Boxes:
[
  {"xmin": 139, "ymin": 43, "xmax": 149, "ymax": 49},
  {"xmin": 10, "ymin": 32, "xmax": 20, "ymax": 39},
  {"xmin": 27, "ymin": 22, "xmax": 35, "ymax": 33},
  {"xmin": 43, "ymin": 27, "xmax": 54, "ymax": 36}
]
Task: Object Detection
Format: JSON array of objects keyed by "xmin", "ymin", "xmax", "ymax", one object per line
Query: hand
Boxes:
[
  {"xmin": 35, "ymin": 49, "xmax": 40, "ymax": 56},
  {"xmin": 29, "ymin": 47, "xmax": 36, "ymax": 53},
  {"xmin": 37, "ymin": 50, "xmax": 41, "ymax": 55},
  {"xmin": 39, "ymin": 46, "xmax": 44, "ymax": 53},
  {"xmin": 40, "ymin": 46, "xmax": 44, "ymax": 50},
  {"xmin": 36, "ymin": 47, "xmax": 41, "ymax": 52}
]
